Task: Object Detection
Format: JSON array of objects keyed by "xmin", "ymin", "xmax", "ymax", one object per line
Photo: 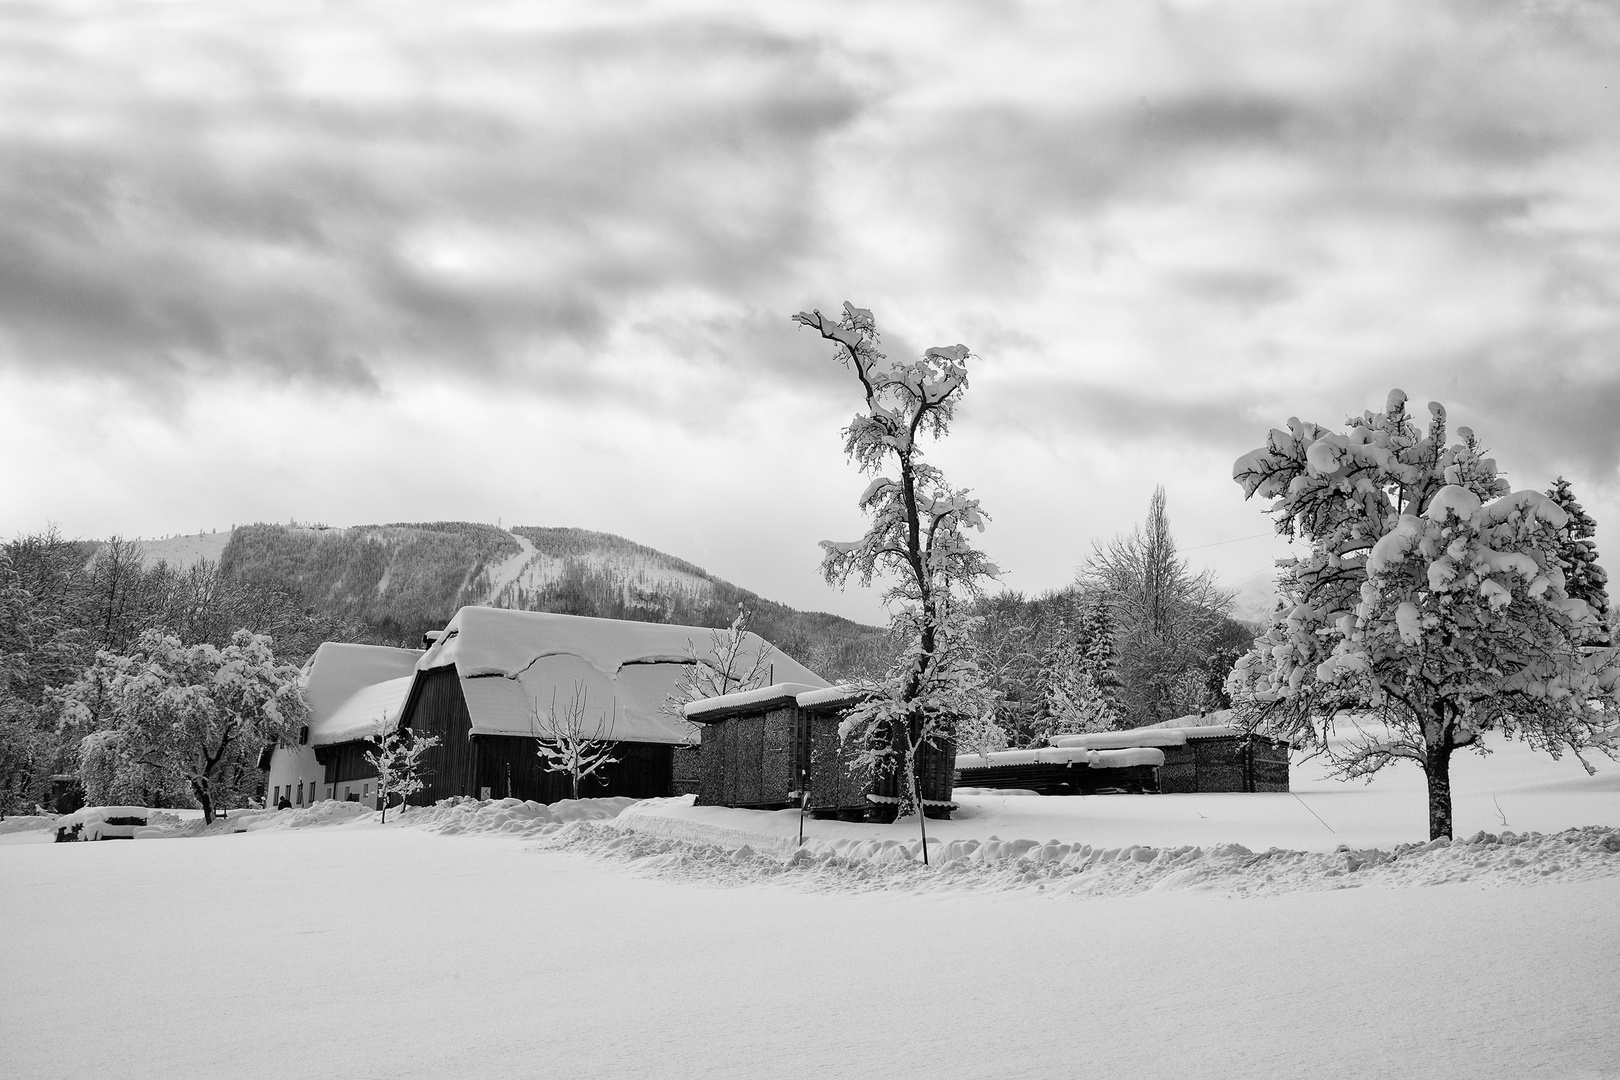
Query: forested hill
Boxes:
[{"xmin": 217, "ymin": 522, "xmax": 890, "ymax": 679}]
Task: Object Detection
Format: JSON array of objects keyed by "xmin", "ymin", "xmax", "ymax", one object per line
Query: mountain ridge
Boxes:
[{"xmin": 183, "ymin": 521, "xmax": 891, "ymax": 680}]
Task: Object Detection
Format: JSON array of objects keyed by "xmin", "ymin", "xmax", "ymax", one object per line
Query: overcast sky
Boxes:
[{"xmin": 3, "ymin": 0, "xmax": 1618, "ymax": 624}]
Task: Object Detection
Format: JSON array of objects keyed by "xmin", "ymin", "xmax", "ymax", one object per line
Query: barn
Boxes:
[
  {"xmin": 685, "ymin": 683, "xmax": 957, "ymax": 821},
  {"xmin": 264, "ymin": 642, "xmax": 423, "ymax": 809},
  {"xmin": 390, "ymin": 606, "xmax": 825, "ymax": 805}
]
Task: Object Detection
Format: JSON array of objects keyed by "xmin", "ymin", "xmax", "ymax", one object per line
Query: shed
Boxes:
[
  {"xmin": 953, "ymin": 745, "xmax": 1166, "ymax": 795},
  {"xmin": 685, "ymin": 684, "xmax": 956, "ymax": 821},
  {"xmin": 1047, "ymin": 725, "xmax": 1291, "ymax": 793},
  {"xmin": 394, "ymin": 607, "xmax": 826, "ymax": 805}
]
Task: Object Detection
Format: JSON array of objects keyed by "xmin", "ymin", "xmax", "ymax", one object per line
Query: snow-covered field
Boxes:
[{"xmin": 3, "ymin": 737, "xmax": 1618, "ymax": 1079}]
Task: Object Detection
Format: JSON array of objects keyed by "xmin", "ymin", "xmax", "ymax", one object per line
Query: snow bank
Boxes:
[
  {"xmin": 567, "ymin": 817, "xmax": 1620, "ymax": 900},
  {"xmin": 406, "ymin": 796, "xmax": 639, "ymax": 837},
  {"xmin": 0, "ymin": 815, "xmax": 55, "ymax": 835}
]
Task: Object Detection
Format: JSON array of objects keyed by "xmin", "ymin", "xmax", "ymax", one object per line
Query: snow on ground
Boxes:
[
  {"xmin": 617, "ymin": 731, "xmax": 1620, "ymax": 859},
  {"xmin": 131, "ymin": 529, "xmax": 234, "ymax": 570},
  {"xmin": 3, "ymin": 735, "xmax": 1618, "ymax": 1079},
  {"xmin": 3, "ymin": 818, "xmax": 1617, "ymax": 1079}
]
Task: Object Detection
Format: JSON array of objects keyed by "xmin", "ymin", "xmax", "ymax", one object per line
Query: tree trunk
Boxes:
[
  {"xmin": 1423, "ymin": 740, "xmax": 1453, "ymax": 841},
  {"xmin": 193, "ymin": 779, "xmax": 215, "ymax": 826}
]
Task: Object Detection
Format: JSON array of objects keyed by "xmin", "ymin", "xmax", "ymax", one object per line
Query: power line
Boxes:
[{"xmin": 1183, "ymin": 531, "xmax": 1278, "ymax": 551}]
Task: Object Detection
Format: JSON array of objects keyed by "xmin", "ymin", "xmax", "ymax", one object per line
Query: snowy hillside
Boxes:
[{"xmin": 211, "ymin": 521, "xmax": 887, "ymax": 675}]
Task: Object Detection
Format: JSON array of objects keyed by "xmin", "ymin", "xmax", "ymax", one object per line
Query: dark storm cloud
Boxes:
[{"xmin": 0, "ymin": 4, "xmax": 868, "ymax": 393}]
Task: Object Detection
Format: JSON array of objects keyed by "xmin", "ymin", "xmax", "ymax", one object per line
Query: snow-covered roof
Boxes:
[
  {"xmin": 300, "ymin": 643, "xmax": 424, "ymax": 728},
  {"xmin": 955, "ymin": 747, "xmax": 1166, "ymax": 770},
  {"xmin": 684, "ymin": 683, "xmax": 824, "ymax": 721},
  {"xmin": 311, "ymin": 675, "xmax": 417, "ymax": 747},
  {"xmin": 794, "ymin": 684, "xmax": 866, "ymax": 711},
  {"xmin": 1048, "ymin": 725, "xmax": 1242, "ymax": 749},
  {"xmin": 416, "ymin": 607, "xmax": 827, "ymax": 746},
  {"xmin": 1048, "ymin": 730, "xmax": 1190, "ymax": 750}
]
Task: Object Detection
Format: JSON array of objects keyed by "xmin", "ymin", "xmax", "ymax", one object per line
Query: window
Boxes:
[
  {"xmin": 296, "ymin": 782, "xmax": 303, "ymax": 807},
  {"xmin": 273, "ymin": 785, "xmax": 280, "ymax": 804},
  {"xmin": 298, "ymin": 725, "xmax": 309, "ymax": 745}
]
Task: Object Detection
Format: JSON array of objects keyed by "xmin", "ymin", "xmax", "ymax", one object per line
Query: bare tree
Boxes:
[
  {"xmin": 363, "ymin": 718, "xmax": 439, "ymax": 823},
  {"xmin": 532, "ymin": 683, "xmax": 619, "ymax": 800}
]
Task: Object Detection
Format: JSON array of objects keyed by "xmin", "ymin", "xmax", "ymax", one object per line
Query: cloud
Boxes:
[
  {"xmin": 6, "ymin": 0, "xmax": 1620, "ymax": 613},
  {"xmin": 0, "ymin": 4, "xmax": 869, "ymax": 395}
]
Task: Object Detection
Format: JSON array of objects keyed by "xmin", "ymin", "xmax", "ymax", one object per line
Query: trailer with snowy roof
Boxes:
[
  {"xmin": 685, "ymin": 683, "xmax": 956, "ymax": 821},
  {"xmin": 393, "ymin": 607, "xmax": 826, "ymax": 805},
  {"xmin": 953, "ymin": 745, "xmax": 1165, "ymax": 795},
  {"xmin": 956, "ymin": 721, "xmax": 1291, "ymax": 796},
  {"xmin": 1047, "ymin": 723, "xmax": 1291, "ymax": 793}
]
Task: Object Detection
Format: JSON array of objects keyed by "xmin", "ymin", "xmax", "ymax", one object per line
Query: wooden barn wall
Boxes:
[
  {"xmin": 1249, "ymin": 737, "xmax": 1291, "ymax": 792},
  {"xmin": 868, "ymin": 734, "xmax": 956, "ymax": 805},
  {"xmin": 761, "ymin": 708, "xmax": 795, "ymax": 802},
  {"xmin": 1192, "ymin": 737, "xmax": 1248, "ymax": 792},
  {"xmin": 725, "ymin": 714, "xmax": 765, "ymax": 806},
  {"xmin": 471, "ymin": 736, "xmax": 673, "ymax": 803},
  {"xmin": 808, "ymin": 713, "xmax": 869, "ymax": 812},
  {"xmin": 696, "ymin": 727, "xmax": 727, "ymax": 807},
  {"xmin": 672, "ymin": 744, "xmax": 702, "ymax": 796},
  {"xmin": 1156, "ymin": 744, "xmax": 1198, "ymax": 794},
  {"xmin": 322, "ymin": 742, "xmax": 377, "ymax": 785},
  {"xmin": 400, "ymin": 668, "xmax": 477, "ymax": 805}
]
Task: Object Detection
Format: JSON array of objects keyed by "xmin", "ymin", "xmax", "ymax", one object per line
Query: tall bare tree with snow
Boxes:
[
  {"xmin": 793, "ymin": 301, "xmax": 997, "ymax": 823},
  {"xmin": 1227, "ymin": 390, "xmax": 1620, "ymax": 839}
]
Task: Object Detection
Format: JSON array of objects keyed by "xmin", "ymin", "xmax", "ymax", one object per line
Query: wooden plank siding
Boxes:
[
  {"xmin": 694, "ymin": 702, "xmax": 954, "ymax": 819},
  {"xmin": 471, "ymin": 735, "xmax": 673, "ymax": 802},
  {"xmin": 400, "ymin": 667, "xmax": 479, "ymax": 804}
]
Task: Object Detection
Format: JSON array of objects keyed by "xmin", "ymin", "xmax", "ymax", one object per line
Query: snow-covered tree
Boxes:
[
  {"xmin": 1228, "ymin": 390, "xmax": 1620, "ymax": 839},
  {"xmin": 532, "ymin": 683, "xmax": 619, "ymax": 800},
  {"xmin": 1545, "ymin": 477, "xmax": 1610, "ymax": 644},
  {"xmin": 794, "ymin": 301, "xmax": 998, "ymax": 826},
  {"xmin": 1081, "ymin": 487, "xmax": 1236, "ymax": 724},
  {"xmin": 57, "ymin": 629, "xmax": 308, "ymax": 823},
  {"xmin": 363, "ymin": 720, "xmax": 440, "ymax": 823}
]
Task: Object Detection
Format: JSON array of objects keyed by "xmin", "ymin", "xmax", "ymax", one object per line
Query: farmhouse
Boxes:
[
  {"xmin": 684, "ymin": 683, "xmax": 956, "ymax": 821},
  {"xmin": 264, "ymin": 642, "xmax": 423, "ymax": 809},
  {"xmin": 396, "ymin": 606, "xmax": 827, "ymax": 804}
]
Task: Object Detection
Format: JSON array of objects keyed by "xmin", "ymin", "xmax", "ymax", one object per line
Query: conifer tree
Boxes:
[{"xmin": 1545, "ymin": 477, "xmax": 1610, "ymax": 643}]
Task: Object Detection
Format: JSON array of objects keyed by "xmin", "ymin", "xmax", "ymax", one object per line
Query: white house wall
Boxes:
[{"xmin": 265, "ymin": 746, "xmax": 329, "ymax": 808}]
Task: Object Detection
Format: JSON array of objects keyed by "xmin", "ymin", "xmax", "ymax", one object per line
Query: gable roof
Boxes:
[
  {"xmin": 312, "ymin": 674, "xmax": 418, "ymax": 747},
  {"xmin": 416, "ymin": 607, "xmax": 828, "ymax": 745},
  {"xmin": 299, "ymin": 643, "xmax": 424, "ymax": 728}
]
